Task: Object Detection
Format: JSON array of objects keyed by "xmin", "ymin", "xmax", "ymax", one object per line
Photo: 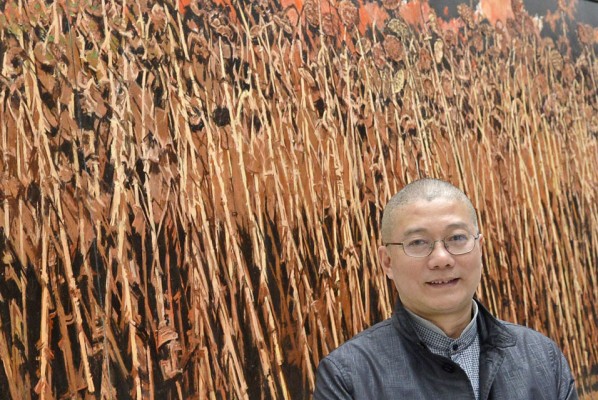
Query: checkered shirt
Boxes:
[{"xmin": 406, "ymin": 301, "xmax": 480, "ymax": 400}]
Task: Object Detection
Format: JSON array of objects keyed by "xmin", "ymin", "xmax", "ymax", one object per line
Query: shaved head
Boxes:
[{"xmin": 381, "ymin": 178, "xmax": 479, "ymax": 243}]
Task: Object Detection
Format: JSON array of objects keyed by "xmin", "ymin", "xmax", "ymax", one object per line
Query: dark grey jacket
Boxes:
[{"xmin": 313, "ymin": 300, "xmax": 578, "ymax": 400}]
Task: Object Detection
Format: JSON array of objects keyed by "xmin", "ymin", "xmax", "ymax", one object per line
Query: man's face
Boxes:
[{"xmin": 378, "ymin": 197, "xmax": 483, "ymax": 322}]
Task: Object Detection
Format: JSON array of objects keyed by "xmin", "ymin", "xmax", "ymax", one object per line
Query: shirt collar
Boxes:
[{"xmin": 405, "ymin": 300, "xmax": 479, "ymax": 352}]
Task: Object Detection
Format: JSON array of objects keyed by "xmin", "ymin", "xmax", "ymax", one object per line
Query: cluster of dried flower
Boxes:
[{"xmin": 0, "ymin": 0, "xmax": 596, "ymax": 398}]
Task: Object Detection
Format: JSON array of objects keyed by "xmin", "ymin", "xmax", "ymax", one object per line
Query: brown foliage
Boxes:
[{"xmin": 0, "ymin": 0, "xmax": 596, "ymax": 399}]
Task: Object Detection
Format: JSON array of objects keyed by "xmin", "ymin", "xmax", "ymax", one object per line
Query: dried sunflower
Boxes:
[
  {"xmin": 384, "ymin": 35, "xmax": 404, "ymax": 63},
  {"xmin": 562, "ymin": 62, "xmax": 576, "ymax": 85},
  {"xmin": 322, "ymin": 13, "xmax": 340, "ymax": 37},
  {"xmin": 457, "ymin": 4, "xmax": 475, "ymax": 29},
  {"xmin": 355, "ymin": 37, "xmax": 372, "ymax": 56},
  {"xmin": 386, "ymin": 18, "xmax": 410, "ymax": 39},
  {"xmin": 188, "ymin": 32, "xmax": 210, "ymax": 61},
  {"xmin": 150, "ymin": 4, "xmax": 167, "ymax": 33},
  {"xmin": 422, "ymin": 78, "xmax": 435, "ymax": 98},
  {"xmin": 381, "ymin": 0, "xmax": 401, "ymax": 11},
  {"xmin": 440, "ymin": 71, "xmax": 454, "ymax": 99},
  {"xmin": 392, "ymin": 69, "xmax": 406, "ymax": 94},
  {"xmin": 576, "ymin": 23, "xmax": 594, "ymax": 47},
  {"xmin": 417, "ymin": 48, "xmax": 432, "ymax": 72},
  {"xmin": 547, "ymin": 48, "xmax": 563, "ymax": 72},
  {"xmin": 372, "ymin": 43, "xmax": 387, "ymax": 69},
  {"xmin": 338, "ymin": 0, "xmax": 359, "ymax": 28},
  {"xmin": 443, "ymin": 29, "xmax": 457, "ymax": 49},
  {"xmin": 433, "ymin": 39, "xmax": 444, "ymax": 64},
  {"xmin": 304, "ymin": 0, "xmax": 320, "ymax": 28},
  {"xmin": 273, "ymin": 14, "xmax": 294, "ymax": 35},
  {"xmin": 535, "ymin": 73, "xmax": 549, "ymax": 97}
]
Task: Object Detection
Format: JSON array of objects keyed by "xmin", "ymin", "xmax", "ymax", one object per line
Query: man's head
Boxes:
[
  {"xmin": 378, "ymin": 178, "xmax": 483, "ymax": 333},
  {"xmin": 380, "ymin": 178, "xmax": 479, "ymax": 244}
]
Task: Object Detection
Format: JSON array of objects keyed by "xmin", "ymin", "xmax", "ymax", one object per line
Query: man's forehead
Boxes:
[
  {"xmin": 401, "ymin": 222, "xmax": 472, "ymax": 237},
  {"xmin": 395, "ymin": 196, "xmax": 464, "ymax": 210},
  {"xmin": 389, "ymin": 198, "xmax": 475, "ymax": 230}
]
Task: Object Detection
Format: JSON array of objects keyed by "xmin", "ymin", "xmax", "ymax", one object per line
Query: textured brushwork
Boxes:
[{"xmin": 0, "ymin": 0, "xmax": 596, "ymax": 398}]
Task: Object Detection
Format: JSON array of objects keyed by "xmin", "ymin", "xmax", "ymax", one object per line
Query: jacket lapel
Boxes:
[{"xmin": 476, "ymin": 300, "xmax": 516, "ymax": 400}]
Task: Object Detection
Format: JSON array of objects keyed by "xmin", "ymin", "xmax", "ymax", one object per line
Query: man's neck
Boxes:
[
  {"xmin": 432, "ymin": 314, "xmax": 471, "ymax": 339},
  {"xmin": 405, "ymin": 301, "xmax": 477, "ymax": 339}
]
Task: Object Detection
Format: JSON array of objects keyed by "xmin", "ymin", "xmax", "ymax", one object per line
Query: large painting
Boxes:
[{"xmin": 0, "ymin": 0, "xmax": 596, "ymax": 398}]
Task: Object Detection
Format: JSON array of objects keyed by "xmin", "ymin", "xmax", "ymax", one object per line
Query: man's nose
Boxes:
[{"xmin": 428, "ymin": 240, "xmax": 454, "ymax": 267}]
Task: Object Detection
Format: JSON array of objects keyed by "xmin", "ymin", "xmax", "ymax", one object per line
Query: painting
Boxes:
[{"xmin": 0, "ymin": 0, "xmax": 596, "ymax": 398}]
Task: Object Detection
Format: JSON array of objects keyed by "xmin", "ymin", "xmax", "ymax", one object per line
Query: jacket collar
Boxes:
[
  {"xmin": 475, "ymin": 299, "xmax": 517, "ymax": 348},
  {"xmin": 391, "ymin": 297, "xmax": 517, "ymax": 349}
]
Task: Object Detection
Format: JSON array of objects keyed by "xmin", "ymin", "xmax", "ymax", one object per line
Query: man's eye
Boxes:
[
  {"xmin": 447, "ymin": 234, "xmax": 468, "ymax": 243},
  {"xmin": 407, "ymin": 239, "xmax": 429, "ymax": 248}
]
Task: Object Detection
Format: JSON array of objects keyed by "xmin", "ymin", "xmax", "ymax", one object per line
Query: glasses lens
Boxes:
[
  {"xmin": 404, "ymin": 247, "xmax": 429, "ymax": 257},
  {"xmin": 403, "ymin": 239, "xmax": 432, "ymax": 257},
  {"xmin": 401, "ymin": 234, "xmax": 477, "ymax": 257},
  {"xmin": 445, "ymin": 234, "xmax": 475, "ymax": 255}
]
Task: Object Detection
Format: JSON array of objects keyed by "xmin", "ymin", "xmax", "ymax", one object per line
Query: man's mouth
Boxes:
[{"xmin": 427, "ymin": 278, "xmax": 459, "ymax": 286}]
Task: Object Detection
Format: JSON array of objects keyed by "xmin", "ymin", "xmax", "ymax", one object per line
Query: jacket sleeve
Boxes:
[
  {"xmin": 556, "ymin": 350, "xmax": 578, "ymax": 400},
  {"xmin": 313, "ymin": 356, "xmax": 353, "ymax": 400}
]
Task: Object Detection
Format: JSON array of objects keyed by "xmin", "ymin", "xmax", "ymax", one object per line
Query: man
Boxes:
[{"xmin": 313, "ymin": 178, "xmax": 578, "ymax": 399}]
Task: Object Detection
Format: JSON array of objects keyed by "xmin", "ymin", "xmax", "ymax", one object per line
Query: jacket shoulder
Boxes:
[
  {"xmin": 499, "ymin": 320, "xmax": 560, "ymax": 348},
  {"xmin": 314, "ymin": 318, "xmax": 400, "ymax": 398},
  {"xmin": 485, "ymin": 320, "xmax": 578, "ymax": 399},
  {"xmin": 490, "ymin": 321, "xmax": 577, "ymax": 399},
  {"xmin": 325, "ymin": 318, "xmax": 396, "ymax": 359}
]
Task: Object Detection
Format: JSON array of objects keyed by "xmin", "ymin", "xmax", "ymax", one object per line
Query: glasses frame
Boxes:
[{"xmin": 385, "ymin": 233, "xmax": 481, "ymax": 258}]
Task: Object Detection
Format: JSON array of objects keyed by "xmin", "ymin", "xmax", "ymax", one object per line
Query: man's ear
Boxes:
[{"xmin": 378, "ymin": 245, "xmax": 393, "ymax": 279}]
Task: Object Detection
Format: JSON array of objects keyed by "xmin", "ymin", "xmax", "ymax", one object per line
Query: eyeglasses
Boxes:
[{"xmin": 385, "ymin": 233, "xmax": 480, "ymax": 258}]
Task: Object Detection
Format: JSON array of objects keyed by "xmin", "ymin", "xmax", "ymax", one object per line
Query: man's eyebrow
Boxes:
[
  {"xmin": 401, "ymin": 228, "xmax": 428, "ymax": 237},
  {"xmin": 445, "ymin": 222, "xmax": 471, "ymax": 230},
  {"xmin": 401, "ymin": 222, "xmax": 471, "ymax": 237}
]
